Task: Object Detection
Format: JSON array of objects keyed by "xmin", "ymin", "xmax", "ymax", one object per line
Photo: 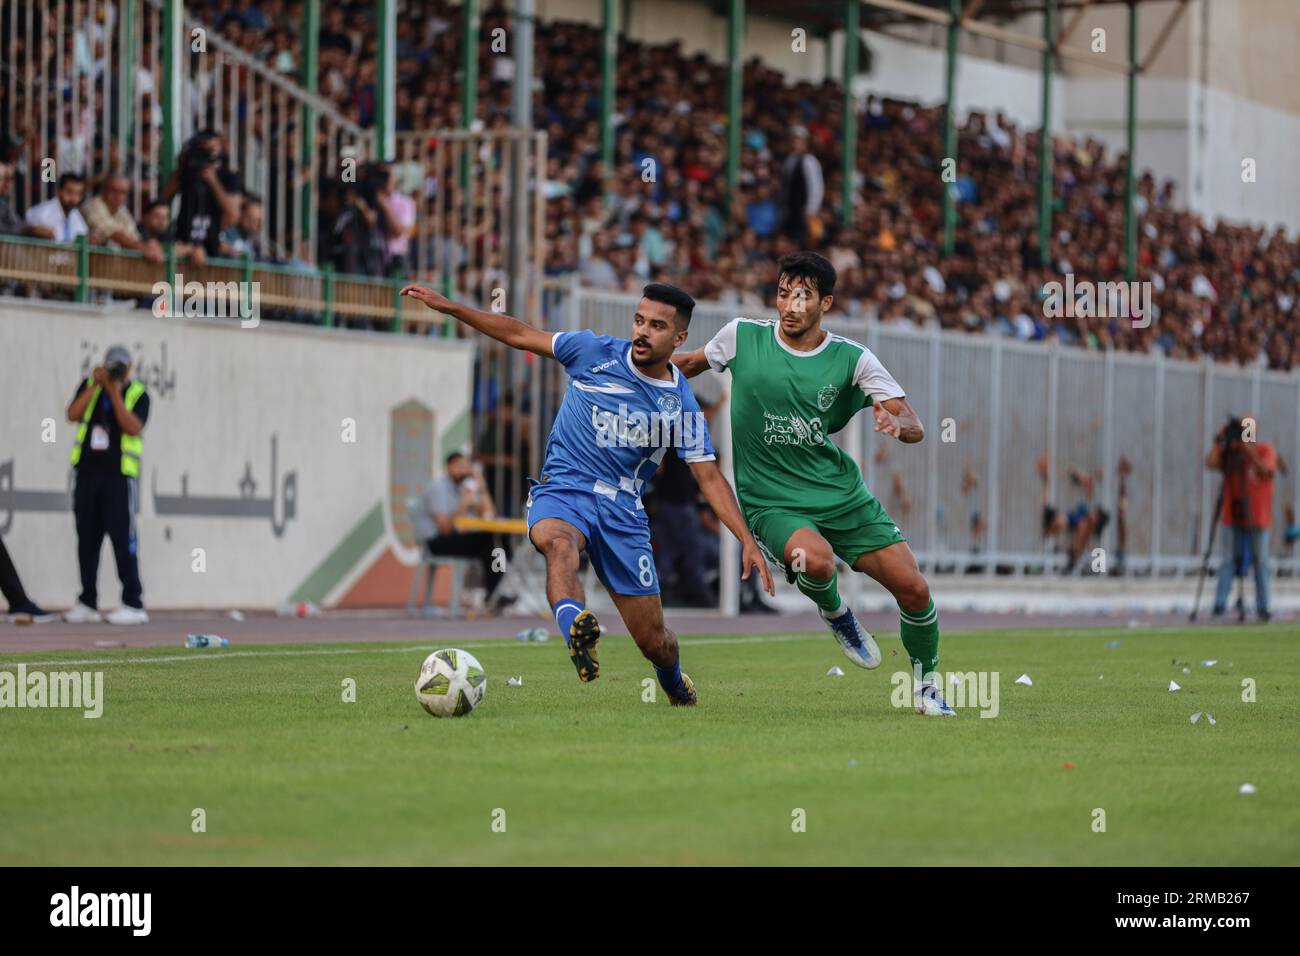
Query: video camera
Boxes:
[{"xmin": 1220, "ymin": 415, "xmax": 1245, "ymax": 449}]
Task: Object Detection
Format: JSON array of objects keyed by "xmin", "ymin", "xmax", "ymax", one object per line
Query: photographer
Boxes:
[
  {"xmin": 327, "ymin": 159, "xmax": 397, "ymax": 280},
  {"xmin": 63, "ymin": 346, "xmax": 151, "ymax": 625},
  {"xmin": 330, "ymin": 161, "xmax": 398, "ymax": 279},
  {"xmin": 1206, "ymin": 416, "xmax": 1277, "ymax": 621},
  {"xmin": 158, "ymin": 129, "xmax": 241, "ymax": 259}
]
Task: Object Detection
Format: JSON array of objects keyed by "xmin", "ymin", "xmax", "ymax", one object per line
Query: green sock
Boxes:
[
  {"xmin": 899, "ymin": 599, "xmax": 940, "ymax": 681},
  {"xmin": 796, "ymin": 571, "xmax": 842, "ymax": 615}
]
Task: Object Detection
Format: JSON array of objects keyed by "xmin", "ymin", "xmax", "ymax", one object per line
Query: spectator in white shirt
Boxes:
[{"xmin": 25, "ymin": 173, "xmax": 89, "ymax": 242}]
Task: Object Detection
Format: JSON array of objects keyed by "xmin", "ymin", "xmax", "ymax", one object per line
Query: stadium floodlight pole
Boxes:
[
  {"xmin": 600, "ymin": 0, "xmax": 616, "ymax": 170},
  {"xmin": 461, "ymin": 0, "xmax": 479, "ymax": 193},
  {"xmin": 840, "ymin": 1, "xmax": 859, "ymax": 225},
  {"xmin": 509, "ymin": 0, "xmax": 535, "ymax": 318},
  {"xmin": 941, "ymin": 0, "xmax": 959, "ymax": 256},
  {"xmin": 376, "ymin": 0, "xmax": 395, "ymax": 161},
  {"xmin": 1037, "ymin": 0, "xmax": 1055, "ymax": 270},
  {"xmin": 1124, "ymin": 0, "xmax": 1138, "ymax": 282},
  {"xmin": 301, "ymin": 0, "xmax": 320, "ymax": 260},
  {"xmin": 726, "ymin": 0, "xmax": 744, "ymax": 215},
  {"xmin": 160, "ymin": 0, "xmax": 183, "ymax": 184}
]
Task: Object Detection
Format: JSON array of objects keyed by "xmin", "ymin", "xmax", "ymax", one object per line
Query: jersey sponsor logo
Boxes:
[
  {"xmin": 816, "ymin": 385, "xmax": 840, "ymax": 411},
  {"xmin": 592, "ymin": 403, "xmax": 708, "ymax": 456},
  {"xmin": 762, "ymin": 410, "xmax": 825, "ymax": 447}
]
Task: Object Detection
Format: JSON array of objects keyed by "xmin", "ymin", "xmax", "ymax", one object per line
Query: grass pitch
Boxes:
[{"xmin": 1, "ymin": 625, "xmax": 1297, "ymax": 865}]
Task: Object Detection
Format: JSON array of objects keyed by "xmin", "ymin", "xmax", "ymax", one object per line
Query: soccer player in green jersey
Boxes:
[{"xmin": 673, "ymin": 252, "xmax": 954, "ymax": 716}]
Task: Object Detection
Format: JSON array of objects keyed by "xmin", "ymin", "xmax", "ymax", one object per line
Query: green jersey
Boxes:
[{"xmin": 704, "ymin": 317, "xmax": 905, "ymax": 518}]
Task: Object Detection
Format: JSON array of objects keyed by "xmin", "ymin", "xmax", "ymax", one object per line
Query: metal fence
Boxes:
[
  {"xmin": 0, "ymin": 0, "xmax": 372, "ymax": 261},
  {"xmin": 541, "ymin": 282, "xmax": 1300, "ymax": 576},
  {"xmin": 0, "ymin": 2, "xmax": 546, "ymax": 286}
]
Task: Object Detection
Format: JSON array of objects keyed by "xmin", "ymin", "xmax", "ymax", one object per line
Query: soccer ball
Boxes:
[{"xmin": 414, "ymin": 648, "xmax": 487, "ymax": 717}]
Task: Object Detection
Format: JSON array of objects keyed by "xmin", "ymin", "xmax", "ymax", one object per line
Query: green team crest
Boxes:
[{"xmin": 816, "ymin": 385, "xmax": 840, "ymax": 411}]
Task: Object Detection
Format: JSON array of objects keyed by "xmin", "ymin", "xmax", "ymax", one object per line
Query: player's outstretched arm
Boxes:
[
  {"xmin": 688, "ymin": 460, "xmax": 776, "ymax": 596},
  {"xmin": 670, "ymin": 348, "xmax": 710, "ymax": 379},
  {"xmin": 873, "ymin": 397, "xmax": 924, "ymax": 444},
  {"xmin": 400, "ymin": 284, "xmax": 554, "ymax": 358}
]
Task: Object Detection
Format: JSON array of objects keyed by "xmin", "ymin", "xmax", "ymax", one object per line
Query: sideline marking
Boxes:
[{"xmin": 0, "ymin": 633, "xmax": 830, "ymax": 669}]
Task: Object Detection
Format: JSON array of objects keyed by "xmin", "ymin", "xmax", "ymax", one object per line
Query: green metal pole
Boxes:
[
  {"xmin": 376, "ymin": 0, "xmax": 395, "ymax": 161},
  {"xmin": 74, "ymin": 234, "xmax": 89, "ymax": 303},
  {"xmin": 461, "ymin": 0, "xmax": 479, "ymax": 192},
  {"xmin": 160, "ymin": 0, "xmax": 182, "ymax": 182},
  {"xmin": 726, "ymin": 0, "xmax": 744, "ymax": 214},
  {"xmin": 841, "ymin": 1, "xmax": 859, "ymax": 225},
  {"xmin": 321, "ymin": 263, "xmax": 336, "ymax": 328},
  {"xmin": 1124, "ymin": 0, "xmax": 1138, "ymax": 282},
  {"xmin": 941, "ymin": 0, "xmax": 959, "ymax": 256},
  {"xmin": 600, "ymin": 0, "xmax": 616, "ymax": 170},
  {"xmin": 390, "ymin": 275, "xmax": 403, "ymax": 333},
  {"xmin": 164, "ymin": 241, "xmax": 177, "ymax": 313},
  {"xmin": 300, "ymin": 0, "xmax": 319, "ymax": 251},
  {"xmin": 1038, "ymin": 0, "xmax": 1055, "ymax": 268},
  {"xmin": 118, "ymin": 0, "xmax": 135, "ymax": 157}
]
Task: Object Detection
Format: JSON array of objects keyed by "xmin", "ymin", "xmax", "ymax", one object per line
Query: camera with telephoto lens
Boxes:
[
  {"xmin": 181, "ymin": 132, "xmax": 219, "ymax": 174},
  {"xmin": 107, "ymin": 361, "xmax": 127, "ymax": 380},
  {"xmin": 1221, "ymin": 415, "xmax": 1245, "ymax": 448}
]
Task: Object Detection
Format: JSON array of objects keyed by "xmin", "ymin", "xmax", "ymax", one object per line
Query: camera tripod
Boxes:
[{"xmin": 1189, "ymin": 475, "xmax": 1250, "ymax": 623}]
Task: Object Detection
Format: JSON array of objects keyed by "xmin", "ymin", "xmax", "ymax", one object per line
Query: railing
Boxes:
[
  {"xmin": 540, "ymin": 284, "xmax": 1300, "ymax": 577},
  {"xmin": 0, "ymin": 233, "xmax": 440, "ymax": 328},
  {"xmin": 5, "ymin": 234, "xmax": 1298, "ymax": 576}
]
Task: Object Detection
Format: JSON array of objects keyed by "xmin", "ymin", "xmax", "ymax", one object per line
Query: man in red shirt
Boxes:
[{"xmin": 1206, "ymin": 417, "xmax": 1277, "ymax": 621}]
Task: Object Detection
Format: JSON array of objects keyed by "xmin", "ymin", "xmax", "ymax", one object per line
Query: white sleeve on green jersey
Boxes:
[
  {"xmin": 852, "ymin": 347, "xmax": 906, "ymax": 404},
  {"xmin": 703, "ymin": 317, "xmax": 745, "ymax": 371}
]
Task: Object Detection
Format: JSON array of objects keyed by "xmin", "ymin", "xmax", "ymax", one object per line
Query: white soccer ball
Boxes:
[{"xmin": 415, "ymin": 648, "xmax": 487, "ymax": 717}]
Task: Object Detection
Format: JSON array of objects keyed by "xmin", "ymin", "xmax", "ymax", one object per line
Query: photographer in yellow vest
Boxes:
[{"xmin": 64, "ymin": 345, "xmax": 151, "ymax": 624}]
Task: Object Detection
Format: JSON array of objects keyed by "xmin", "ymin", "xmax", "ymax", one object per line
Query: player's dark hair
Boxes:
[
  {"xmin": 444, "ymin": 451, "xmax": 466, "ymax": 467},
  {"xmin": 642, "ymin": 282, "xmax": 695, "ymax": 326},
  {"xmin": 777, "ymin": 251, "xmax": 837, "ymax": 297}
]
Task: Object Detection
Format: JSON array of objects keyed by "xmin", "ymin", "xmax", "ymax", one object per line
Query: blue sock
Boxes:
[
  {"xmin": 552, "ymin": 600, "xmax": 584, "ymax": 646},
  {"xmin": 654, "ymin": 657, "xmax": 686, "ymax": 698}
]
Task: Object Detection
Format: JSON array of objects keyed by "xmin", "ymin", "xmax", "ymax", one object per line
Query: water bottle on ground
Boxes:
[{"xmin": 185, "ymin": 634, "xmax": 230, "ymax": 649}]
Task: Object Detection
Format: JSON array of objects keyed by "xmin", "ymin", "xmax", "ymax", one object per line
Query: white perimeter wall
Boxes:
[{"xmin": 0, "ymin": 302, "xmax": 472, "ymax": 610}]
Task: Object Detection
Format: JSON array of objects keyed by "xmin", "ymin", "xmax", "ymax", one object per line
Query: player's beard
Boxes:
[
  {"xmin": 779, "ymin": 306, "xmax": 823, "ymax": 342},
  {"xmin": 630, "ymin": 339, "xmax": 665, "ymax": 367}
]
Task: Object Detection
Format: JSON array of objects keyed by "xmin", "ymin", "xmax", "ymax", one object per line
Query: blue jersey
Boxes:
[{"xmin": 540, "ymin": 330, "xmax": 716, "ymax": 511}]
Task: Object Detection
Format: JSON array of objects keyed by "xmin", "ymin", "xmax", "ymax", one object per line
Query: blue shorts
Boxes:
[{"xmin": 525, "ymin": 483, "xmax": 659, "ymax": 596}]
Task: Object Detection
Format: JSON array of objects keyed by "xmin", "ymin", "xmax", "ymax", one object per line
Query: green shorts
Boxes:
[{"xmin": 746, "ymin": 496, "xmax": 907, "ymax": 573}]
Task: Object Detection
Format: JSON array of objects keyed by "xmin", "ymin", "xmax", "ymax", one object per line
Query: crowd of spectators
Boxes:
[{"xmin": 2, "ymin": 0, "xmax": 1299, "ymax": 369}]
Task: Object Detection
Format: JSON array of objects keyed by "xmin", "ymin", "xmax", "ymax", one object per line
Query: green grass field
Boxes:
[{"xmin": 2, "ymin": 625, "xmax": 1297, "ymax": 865}]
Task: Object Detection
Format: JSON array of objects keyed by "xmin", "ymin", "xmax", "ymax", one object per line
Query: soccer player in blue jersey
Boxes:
[{"xmin": 401, "ymin": 282, "xmax": 774, "ymax": 705}]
